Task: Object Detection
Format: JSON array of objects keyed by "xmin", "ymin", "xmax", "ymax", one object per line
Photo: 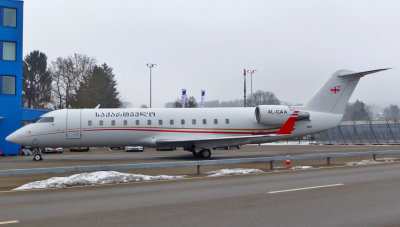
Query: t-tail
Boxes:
[{"xmin": 304, "ymin": 68, "xmax": 390, "ymax": 114}]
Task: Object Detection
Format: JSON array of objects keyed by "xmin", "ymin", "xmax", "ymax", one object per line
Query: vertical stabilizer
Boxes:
[{"xmin": 304, "ymin": 69, "xmax": 389, "ymax": 114}]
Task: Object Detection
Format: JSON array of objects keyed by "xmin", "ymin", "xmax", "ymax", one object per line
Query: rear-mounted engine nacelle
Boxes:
[{"xmin": 255, "ymin": 105, "xmax": 309, "ymax": 126}]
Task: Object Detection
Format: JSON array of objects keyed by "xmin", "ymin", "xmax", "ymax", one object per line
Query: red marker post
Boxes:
[{"xmin": 285, "ymin": 153, "xmax": 291, "ymax": 165}]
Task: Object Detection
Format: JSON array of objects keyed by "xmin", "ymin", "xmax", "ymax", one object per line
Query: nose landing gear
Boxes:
[{"xmin": 32, "ymin": 148, "xmax": 43, "ymax": 161}]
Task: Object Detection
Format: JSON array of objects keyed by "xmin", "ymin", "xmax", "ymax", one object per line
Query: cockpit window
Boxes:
[{"xmin": 35, "ymin": 117, "xmax": 54, "ymax": 123}]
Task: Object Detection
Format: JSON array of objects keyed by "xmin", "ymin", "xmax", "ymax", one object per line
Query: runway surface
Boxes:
[
  {"xmin": 1, "ymin": 163, "xmax": 400, "ymax": 226},
  {"xmin": 1, "ymin": 145, "xmax": 399, "ymax": 170}
]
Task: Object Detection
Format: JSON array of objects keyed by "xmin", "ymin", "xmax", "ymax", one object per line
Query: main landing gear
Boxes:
[
  {"xmin": 192, "ymin": 149, "xmax": 212, "ymax": 159},
  {"xmin": 32, "ymin": 148, "xmax": 43, "ymax": 161}
]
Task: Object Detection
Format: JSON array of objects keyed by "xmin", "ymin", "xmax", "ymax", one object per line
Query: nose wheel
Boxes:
[{"xmin": 32, "ymin": 148, "xmax": 43, "ymax": 161}]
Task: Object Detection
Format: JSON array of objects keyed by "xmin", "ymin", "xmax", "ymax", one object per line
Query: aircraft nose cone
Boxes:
[{"xmin": 6, "ymin": 132, "xmax": 18, "ymax": 144}]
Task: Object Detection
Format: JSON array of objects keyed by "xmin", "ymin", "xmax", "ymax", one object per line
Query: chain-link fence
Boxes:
[{"xmin": 313, "ymin": 121, "xmax": 400, "ymax": 144}]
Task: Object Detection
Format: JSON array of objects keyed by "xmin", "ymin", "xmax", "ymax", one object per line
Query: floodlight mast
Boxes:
[
  {"xmin": 146, "ymin": 63, "xmax": 156, "ymax": 108},
  {"xmin": 247, "ymin": 69, "xmax": 257, "ymax": 95}
]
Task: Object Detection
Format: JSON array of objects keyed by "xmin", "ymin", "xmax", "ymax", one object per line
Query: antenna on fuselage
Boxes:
[{"xmin": 94, "ymin": 104, "xmax": 101, "ymax": 109}]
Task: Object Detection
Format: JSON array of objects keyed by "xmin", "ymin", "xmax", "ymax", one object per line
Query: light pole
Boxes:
[
  {"xmin": 247, "ymin": 70, "xmax": 256, "ymax": 95},
  {"xmin": 146, "ymin": 63, "xmax": 156, "ymax": 108}
]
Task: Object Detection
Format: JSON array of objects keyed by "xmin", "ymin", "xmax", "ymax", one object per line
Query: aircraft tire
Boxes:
[
  {"xmin": 200, "ymin": 149, "xmax": 211, "ymax": 159},
  {"xmin": 33, "ymin": 154, "xmax": 42, "ymax": 161}
]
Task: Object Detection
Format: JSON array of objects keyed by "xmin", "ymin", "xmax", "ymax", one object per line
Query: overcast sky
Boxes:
[{"xmin": 23, "ymin": 0, "xmax": 399, "ymax": 108}]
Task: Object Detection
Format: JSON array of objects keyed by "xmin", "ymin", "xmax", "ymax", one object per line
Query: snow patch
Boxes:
[
  {"xmin": 290, "ymin": 166, "xmax": 313, "ymax": 170},
  {"xmin": 260, "ymin": 141, "xmax": 311, "ymax": 145},
  {"xmin": 13, "ymin": 171, "xmax": 185, "ymax": 191},
  {"xmin": 376, "ymin": 158, "xmax": 398, "ymax": 162},
  {"xmin": 206, "ymin": 168, "xmax": 263, "ymax": 177},
  {"xmin": 346, "ymin": 160, "xmax": 378, "ymax": 166},
  {"xmin": 346, "ymin": 157, "xmax": 398, "ymax": 166}
]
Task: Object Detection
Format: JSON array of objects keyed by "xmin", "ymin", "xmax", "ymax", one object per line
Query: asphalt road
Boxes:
[
  {"xmin": 1, "ymin": 144, "xmax": 399, "ymax": 170},
  {"xmin": 1, "ymin": 163, "xmax": 400, "ymax": 226}
]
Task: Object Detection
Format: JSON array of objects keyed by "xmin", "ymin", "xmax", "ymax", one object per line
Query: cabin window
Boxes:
[
  {"xmin": 170, "ymin": 119, "xmax": 174, "ymax": 125},
  {"xmin": 225, "ymin": 119, "xmax": 230, "ymax": 124},
  {"xmin": 99, "ymin": 120, "xmax": 103, "ymax": 126},
  {"xmin": 88, "ymin": 120, "xmax": 92, "ymax": 126},
  {"xmin": 123, "ymin": 120, "xmax": 128, "ymax": 126},
  {"xmin": 181, "ymin": 119, "xmax": 185, "ymax": 125},
  {"xmin": 202, "ymin": 119, "xmax": 207, "ymax": 124},
  {"xmin": 36, "ymin": 117, "xmax": 54, "ymax": 123},
  {"xmin": 159, "ymin": 120, "xmax": 163, "ymax": 125},
  {"xmin": 214, "ymin": 119, "xmax": 218, "ymax": 124},
  {"xmin": 111, "ymin": 120, "xmax": 116, "ymax": 126},
  {"xmin": 147, "ymin": 120, "xmax": 151, "ymax": 125},
  {"xmin": 192, "ymin": 119, "xmax": 196, "ymax": 125},
  {"xmin": 136, "ymin": 120, "xmax": 139, "ymax": 125}
]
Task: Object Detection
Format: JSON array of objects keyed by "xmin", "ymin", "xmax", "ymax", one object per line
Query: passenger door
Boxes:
[{"xmin": 66, "ymin": 110, "xmax": 82, "ymax": 139}]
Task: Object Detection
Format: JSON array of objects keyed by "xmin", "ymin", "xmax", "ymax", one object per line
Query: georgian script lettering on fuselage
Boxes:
[{"xmin": 95, "ymin": 112, "xmax": 156, "ymax": 118}]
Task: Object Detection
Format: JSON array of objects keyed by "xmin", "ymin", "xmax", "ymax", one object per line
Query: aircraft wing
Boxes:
[{"xmin": 156, "ymin": 111, "xmax": 299, "ymax": 148}]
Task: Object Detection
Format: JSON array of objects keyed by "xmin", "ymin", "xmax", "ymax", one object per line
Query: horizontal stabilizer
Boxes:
[{"xmin": 338, "ymin": 68, "xmax": 391, "ymax": 79}]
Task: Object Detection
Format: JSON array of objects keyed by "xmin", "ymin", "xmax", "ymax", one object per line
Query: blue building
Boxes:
[{"xmin": 0, "ymin": 0, "xmax": 47, "ymax": 155}]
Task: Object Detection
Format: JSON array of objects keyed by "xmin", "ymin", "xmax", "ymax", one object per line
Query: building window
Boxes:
[
  {"xmin": 88, "ymin": 120, "xmax": 92, "ymax": 126},
  {"xmin": 136, "ymin": 120, "xmax": 139, "ymax": 125},
  {"xmin": 111, "ymin": 120, "xmax": 115, "ymax": 126},
  {"xmin": 99, "ymin": 120, "xmax": 103, "ymax": 126},
  {"xmin": 147, "ymin": 120, "xmax": 151, "ymax": 125},
  {"xmin": 1, "ymin": 75, "xmax": 15, "ymax": 95},
  {"xmin": 202, "ymin": 119, "xmax": 207, "ymax": 124},
  {"xmin": 214, "ymin": 119, "xmax": 218, "ymax": 124},
  {"xmin": 192, "ymin": 119, "xmax": 196, "ymax": 125},
  {"xmin": 2, "ymin": 42, "xmax": 16, "ymax": 61},
  {"xmin": 3, "ymin": 8, "xmax": 17, "ymax": 27},
  {"xmin": 225, "ymin": 119, "xmax": 230, "ymax": 124},
  {"xmin": 181, "ymin": 119, "xmax": 185, "ymax": 125},
  {"xmin": 170, "ymin": 119, "xmax": 174, "ymax": 125},
  {"xmin": 159, "ymin": 120, "xmax": 163, "ymax": 125},
  {"xmin": 123, "ymin": 120, "xmax": 128, "ymax": 126}
]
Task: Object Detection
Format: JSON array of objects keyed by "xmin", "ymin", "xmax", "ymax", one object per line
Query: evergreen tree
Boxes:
[
  {"xmin": 22, "ymin": 50, "xmax": 52, "ymax": 108},
  {"xmin": 343, "ymin": 100, "xmax": 371, "ymax": 121},
  {"xmin": 72, "ymin": 63, "xmax": 122, "ymax": 108}
]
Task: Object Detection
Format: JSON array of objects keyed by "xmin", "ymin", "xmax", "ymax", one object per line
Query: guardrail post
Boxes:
[
  {"xmin": 197, "ymin": 165, "xmax": 201, "ymax": 175},
  {"xmin": 327, "ymin": 157, "xmax": 331, "ymax": 165},
  {"xmin": 270, "ymin": 160, "xmax": 274, "ymax": 170},
  {"xmin": 373, "ymin": 154, "xmax": 376, "ymax": 161}
]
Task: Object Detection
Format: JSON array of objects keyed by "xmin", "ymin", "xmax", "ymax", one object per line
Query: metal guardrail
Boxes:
[{"xmin": 1, "ymin": 150, "xmax": 400, "ymax": 176}]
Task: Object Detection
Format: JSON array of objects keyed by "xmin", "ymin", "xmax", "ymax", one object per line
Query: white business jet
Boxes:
[{"xmin": 6, "ymin": 69, "xmax": 389, "ymax": 161}]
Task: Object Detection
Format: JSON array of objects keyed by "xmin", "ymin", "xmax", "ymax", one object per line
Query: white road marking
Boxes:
[
  {"xmin": 0, "ymin": 220, "xmax": 19, "ymax": 225},
  {"xmin": 268, "ymin": 183, "xmax": 345, "ymax": 194}
]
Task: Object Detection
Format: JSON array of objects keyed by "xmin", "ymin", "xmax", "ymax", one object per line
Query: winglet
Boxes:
[{"xmin": 277, "ymin": 111, "xmax": 299, "ymax": 135}]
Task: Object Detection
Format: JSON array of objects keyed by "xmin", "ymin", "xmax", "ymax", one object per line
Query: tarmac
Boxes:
[
  {"xmin": 1, "ymin": 162, "xmax": 400, "ymax": 226},
  {"xmin": 1, "ymin": 144, "xmax": 400, "ymax": 191}
]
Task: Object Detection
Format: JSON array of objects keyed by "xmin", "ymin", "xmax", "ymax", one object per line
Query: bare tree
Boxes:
[
  {"xmin": 383, "ymin": 104, "xmax": 400, "ymax": 122},
  {"xmin": 49, "ymin": 54, "xmax": 96, "ymax": 109},
  {"xmin": 173, "ymin": 96, "xmax": 198, "ymax": 108},
  {"xmin": 246, "ymin": 90, "xmax": 280, "ymax": 107}
]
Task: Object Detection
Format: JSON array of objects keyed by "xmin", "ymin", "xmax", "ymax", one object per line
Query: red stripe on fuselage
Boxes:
[{"xmin": 83, "ymin": 128, "xmax": 278, "ymax": 135}]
